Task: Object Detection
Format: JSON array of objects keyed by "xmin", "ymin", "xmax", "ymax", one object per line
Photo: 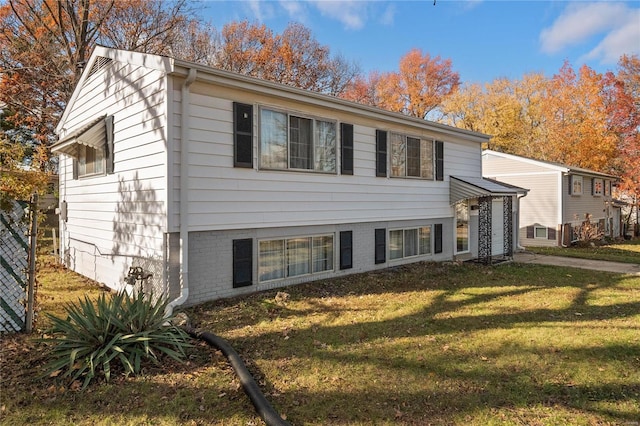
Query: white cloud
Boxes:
[
  {"xmin": 540, "ymin": 3, "xmax": 627, "ymax": 53},
  {"xmin": 247, "ymin": 0, "xmax": 277, "ymax": 22},
  {"xmin": 310, "ymin": 1, "xmax": 368, "ymax": 30},
  {"xmin": 247, "ymin": 1, "xmax": 394, "ymax": 32},
  {"xmin": 279, "ymin": 0, "xmax": 307, "ymax": 21},
  {"xmin": 582, "ymin": 8, "xmax": 640, "ymax": 64},
  {"xmin": 379, "ymin": 3, "xmax": 396, "ymax": 26}
]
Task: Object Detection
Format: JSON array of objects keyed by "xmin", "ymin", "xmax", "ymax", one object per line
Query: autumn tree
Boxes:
[
  {"xmin": 606, "ymin": 55, "xmax": 640, "ymax": 198},
  {"xmin": 343, "ymin": 49, "xmax": 459, "ymax": 119},
  {"xmin": 539, "ymin": 62, "xmax": 619, "ymax": 172},
  {"xmin": 214, "ymin": 21, "xmax": 359, "ymax": 95},
  {"xmin": 0, "ymin": 0, "xmax": 210, "ymax": 178},
  {"xmin": 440, "ymin": 73, "xmax": 547, "ymax": 155},
  {"xmin": 339, "ymin": 72, "xmax": 381, "ymax": 107}
]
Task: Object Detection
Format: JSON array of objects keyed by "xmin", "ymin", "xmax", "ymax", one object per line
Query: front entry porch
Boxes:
[{"xmin": 450, "ymin": 176, "xmax": 528, "ymax": 265}]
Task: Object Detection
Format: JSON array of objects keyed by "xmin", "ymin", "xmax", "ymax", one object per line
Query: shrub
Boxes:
[
  {"xmin": 41, "ymin": 290, "xmax": 191, "ymax": 389},
  {"xmin": 573, "ymin": 212, "xmax": 603, "ymax": 246}
]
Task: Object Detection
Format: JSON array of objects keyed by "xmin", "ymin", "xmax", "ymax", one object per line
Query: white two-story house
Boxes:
[{"xmin": 52, "ymin": 47, "xmax": 526, "ymax": 310}]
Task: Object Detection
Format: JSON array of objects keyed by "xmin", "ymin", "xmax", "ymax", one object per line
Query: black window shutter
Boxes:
[
  {"xmin": 526, "ymin": 226, "xmax": 534, "ymax": 239},
  {"xmin": 340, "ymin": 231, "xmax": 353, "ymax": 270},
  {"xmin": 341, "ymin": 123, "xmax": 354, "ymax": 175},
  {"xmin": 435, "ymin": 140, "xmax": 444, "ymax": 181},
  {"xmin": 374, "ymin": 228, "xmax": 386, "ymax": 264},
  {"xmin": 548, "ymin": 227, "xmax": 556, "ymax": 241},
  {"xmin": 105, "ymin": 115, "xmax": 115, "ymax": 174},
  {"xmin": 233, "ymin": 238, "xmax": 253, "ymax": 288},
  {"xmin": 434, "ymin": 224, "xmax": 443, "ymax": 254},
  {"xmin": 233, "ymin": 102, "xmax": 253, "ymax": 168},
  {"xmin": 72, "ymin": 160, "xmax": 78, "ymax": 180},
  {"xmin": 376, "ymin": 130, "xmax": 387, "ymax": 177}
]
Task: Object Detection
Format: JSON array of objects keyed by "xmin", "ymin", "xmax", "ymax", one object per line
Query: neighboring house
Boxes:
[
  {"xmin": 51, "ymin": 47, "xmax": 526, "ymax": 309},
  {"xmin": 482, "ymin": 150, "xmax": 620, "ymax": 247}
]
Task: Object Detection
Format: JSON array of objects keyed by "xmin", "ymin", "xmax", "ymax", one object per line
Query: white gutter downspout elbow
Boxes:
[{"xmin": 166, "ymin": 68, "xmax": 197, "ymax": 317}]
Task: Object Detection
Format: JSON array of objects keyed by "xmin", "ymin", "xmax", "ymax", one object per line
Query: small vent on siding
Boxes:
[{"xmin": 88, "ymin": 56, "xmax": 113, "ymax": 77}]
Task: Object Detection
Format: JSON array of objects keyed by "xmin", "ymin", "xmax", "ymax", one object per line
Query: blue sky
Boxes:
[{"xmin": 197, "ymin": 0, "xmax": 640, "ymax": 85}]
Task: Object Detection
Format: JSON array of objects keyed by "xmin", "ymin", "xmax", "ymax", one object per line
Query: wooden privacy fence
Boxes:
[{"xmin": 0, "ymin": 197, "xmax": 37, "ymax": 333}]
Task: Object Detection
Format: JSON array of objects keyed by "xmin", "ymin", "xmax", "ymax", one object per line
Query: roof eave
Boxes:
[{"xmin": 170, "ymin": 60, "xmax": 490, "ymax": 144}]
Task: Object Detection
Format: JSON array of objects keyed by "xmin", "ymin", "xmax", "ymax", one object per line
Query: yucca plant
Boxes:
[{"xmin": 41, "ymin": 290, "xmax": 191, "ymax": 389}]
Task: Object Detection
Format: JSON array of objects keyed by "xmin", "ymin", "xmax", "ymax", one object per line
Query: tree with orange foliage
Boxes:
[
  {"xmin": 214, "ymin": 21, "xmax": 358, "ymax": 95},
  {"xmin": 540, "ymin": 62, "xmax": 619, "ymax": 172},
  {"xmin": 606, "ymin": 55, "xmax": 640, "ymax": 199},
  {"xmin": 339, "ymin": 72, "xmax": 382, "ymax": 107},
  {"xmin": 440, "ymin": 73, "xmax": 547, "ymax": 156},
  {"xmin": 345, "ymin": 49, "xmax": 459, "ymax": 119},
  {"xmin": 0, "ymin": 0, "xmax": 209, "ymax": 176}
]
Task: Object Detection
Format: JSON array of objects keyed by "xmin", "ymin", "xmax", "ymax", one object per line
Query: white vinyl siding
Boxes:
[
  {"xmin": 58, "ymin": 58, "xmax": 168, "ymax": 291},
  {"xmin": 171, "ymin": 82, "xmax": 482, "ymax": 232}
]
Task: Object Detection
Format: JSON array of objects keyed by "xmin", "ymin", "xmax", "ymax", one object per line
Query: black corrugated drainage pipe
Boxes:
[{"xmin": 184, "ymin": 326, "xmax": 292, "ymax": 426}]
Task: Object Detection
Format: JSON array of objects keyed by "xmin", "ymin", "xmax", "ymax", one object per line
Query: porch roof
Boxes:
[{"xmin": 450, "ymin": 176, "xmax": 528, "ymax": 205}]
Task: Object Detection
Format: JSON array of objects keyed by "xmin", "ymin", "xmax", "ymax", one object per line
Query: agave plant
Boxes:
[{"xmin": 41, "ymin": 290, "xmax": 191, "ymax": 389}]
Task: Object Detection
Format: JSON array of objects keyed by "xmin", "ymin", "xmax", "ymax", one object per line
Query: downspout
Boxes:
[
  {"xmin": 516, "ymin": 193, "xmax": 527, "ymax": 251},
  {"xmin": 166, "ymin": 68, "xmax": 197, "ymax": 317},
  {"xmin": 560, "ymin": 172, "xmax": 568, "ymax": 247}
]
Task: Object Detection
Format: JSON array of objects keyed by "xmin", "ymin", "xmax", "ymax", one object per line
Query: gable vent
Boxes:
[{"xmin": 88, "ymin": 56, "xmax": 113, "ymax": 77}]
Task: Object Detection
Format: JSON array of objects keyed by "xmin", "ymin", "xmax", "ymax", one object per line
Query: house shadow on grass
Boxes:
[{"xmin": 185, "ymin": 261, "xmax": 640, "ymax": 424}]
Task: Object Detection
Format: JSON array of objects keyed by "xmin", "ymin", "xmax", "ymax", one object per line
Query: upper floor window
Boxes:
[
  {"xmin": 592, "ymin": 178, "xmax": 603, "ymax": 196},
  {"xmin": 570, "ymin": 175, "xmax": 583, "ymax": 195},
  {"xmin": 52, "ymin": 115, "xmax": 114, "ymax": 179},
  {"xmin": 260, "ymin": 108, "xmax": 336, "ymax": 172},
  {"xmin": 390, "ymin": 133, "xmax": 434, "ymax": 179},
  {"xmin": 77, "ymin": 144, "xmax": 105, "ymax": 177}
]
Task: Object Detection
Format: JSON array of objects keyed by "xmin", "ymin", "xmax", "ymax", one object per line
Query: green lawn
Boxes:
[
  {"xmin": 2, "ymin": 248, "xmax": 639, "ymax": 425},
  {"xmin": 526, "ymin": 239, "xmax": 640, "ymax": 264}
]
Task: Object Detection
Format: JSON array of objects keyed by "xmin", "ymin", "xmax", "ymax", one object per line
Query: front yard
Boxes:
[
  {"xmin": 1, "ymin": 242, "xmax": 639, "ymax": 425},
  {"xmin": 526, "ymin": 239, "xmax": 640, "ymax": 264}
]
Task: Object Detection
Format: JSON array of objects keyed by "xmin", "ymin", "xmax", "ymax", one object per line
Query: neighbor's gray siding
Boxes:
[{"xmin": 562, "ymin": 174, "xmax": 611, "ymax": 225}]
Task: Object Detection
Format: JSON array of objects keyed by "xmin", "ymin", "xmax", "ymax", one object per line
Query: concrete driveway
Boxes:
[{"xmin": 513, "ymin": 251, "xmax": 640, "ymax": 276}]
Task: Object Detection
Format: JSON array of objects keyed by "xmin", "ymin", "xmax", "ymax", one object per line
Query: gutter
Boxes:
[{"xmin": 166, "ymin": 68, "xmax": 197, "ymax": 317}]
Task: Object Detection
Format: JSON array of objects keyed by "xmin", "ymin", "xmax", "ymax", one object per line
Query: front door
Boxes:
[{"xmin": 491, "ymin": 198, "xmax": 504, "ymax": 256}]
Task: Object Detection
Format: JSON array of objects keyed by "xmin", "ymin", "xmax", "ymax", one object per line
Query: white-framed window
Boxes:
[
  {"xmin": 77, "ymin": 144, "xmax": 105, "ymax": 177},
  {"xmin": 455, "ymin": 201, "xmax": 469, "ymax": 253},
  {"xmin": 389, "ymin": 227, "xmax": 432, "ymax": 260},
  {"xmin": 258, "ymin": 234, "xmax": 334, "ymax": 282},
  {"xmin": 534, "ymin": 226, "xmax": 548, "ymax": 239},
  {"xmin": 390, "ymin": 133, "xmax": 434, "ymax": 179},
  {"xmin": 570, "ymin": 175, "xmax": 583, "ymax": 195},
  {"xmin": 604, "ymin": 180, "xmax": 611, "ymax": 196},
  {"xmin": 592, "ymin": 178, "xmax": 603, "ymax": 196},
  {"xmin": 259, "ymin": 107, "xmax": 336, "ymax": 172}
]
